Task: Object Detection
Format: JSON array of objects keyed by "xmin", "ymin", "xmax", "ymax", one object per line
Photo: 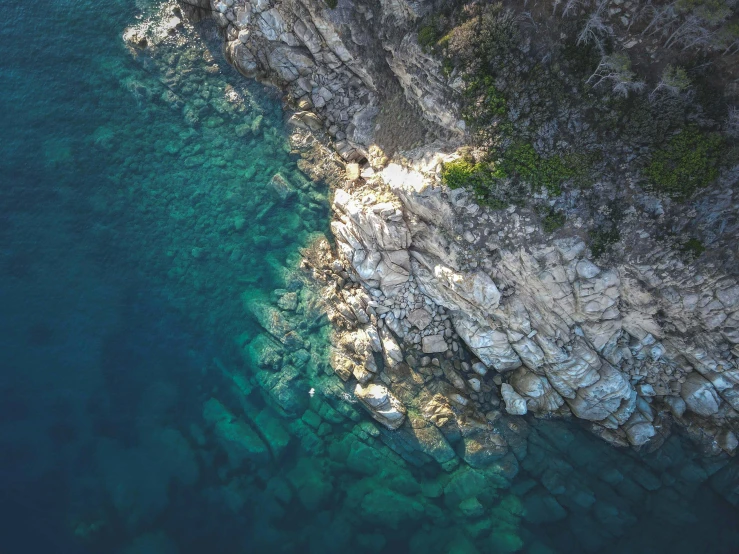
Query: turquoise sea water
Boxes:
[{"xmin": 2, "ymin": 1, "xmax": 739, "ymax": 553}]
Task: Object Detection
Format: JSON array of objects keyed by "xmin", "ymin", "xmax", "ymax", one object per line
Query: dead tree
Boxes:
[
  {"xmin": 587, "ymin": 53, "xmax": 646, "ymax": 97},
  {"xmin": 577, "ymin": 0, "xmax": 614, "ymax": 54},
  {"xmin": 649, "ymin": 64, "xmax": 692, "ymax": 101},
  {"xmin": 664, "ymin": 1, "xmax": 731, "ymax": 51},
  {"xmin": 553, "ymin": 0, "xmax": 585, "ymax": 17},
  {"xmin": 641, "ymin": 1, "xmax": 679, "ymax": 37}
]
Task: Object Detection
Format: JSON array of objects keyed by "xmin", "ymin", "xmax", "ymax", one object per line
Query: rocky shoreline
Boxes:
[
  {"xmin": 121, "ymin": 0, "xmax": 739, "ymax": 529},
  {"xmin": 156, "ymin": 0, "xmax": 739, "ymax": 458}
]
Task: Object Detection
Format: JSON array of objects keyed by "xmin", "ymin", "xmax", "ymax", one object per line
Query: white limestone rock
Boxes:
[
  {"xmin": 623, "ymin": 411, "xmax": 656, "ymax": 446},
  {"xmin": 454, "ymin": 316, "xmax": 522, "ymax": 371},
  {"xmin": 510, "ymin": 367, "xmax": 565, "ymax": 414},
  {"xmin": 502, "ymin": 384, "xmax": 528, "ymax": 415},
  {"xmin": 681, "ymin": 373, "xmax": 721, "ymax": 417},
  {"xmin": 422, "ymin": 334, "xmax": 447, "ymax": 354},
  {"xmin": 365, "ymin": 325, "xmax": 383, "ymax": 352},
  {"xmin": 471, "ymin": 362, "xmax": 488, "ymax": 376},
  {"xmin": 510, "ymin": 336, "xmax": 547, "ymax": 369},
  {"xmin": 665, "ymin": 395, "xmax": 687, "ymax": 418},
  {"xmin": 717, "ymin": 429, "xmax": 738, "ymax": 454},
  {"xmin": 413, "ymin": 257, "xmax": 501, "ymax": 324},
  {"xmin": 567, "ymin": 362, "xmax": 632, "ymax": 422},
  {"xmin": 576, "ymin": 259, "xmax": 601, "ymax": 279},
  {"xmin": 354, "ymin": 383, "xmax": 407, "ymax": 430},
  {"xmin": 407, "ymin": 308, "xmax": 432, "ymax": 330},
  {"xmin": 380, "ymin": 326, "xmax": 404, "ymax": 368}
]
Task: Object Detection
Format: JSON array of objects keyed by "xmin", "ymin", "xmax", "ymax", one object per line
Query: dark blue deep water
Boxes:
[{"xmin": 2, "ymin": 1, "xmax": 739, "ymax": 553}]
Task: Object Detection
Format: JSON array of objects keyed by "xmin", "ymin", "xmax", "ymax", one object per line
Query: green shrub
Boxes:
[
  {"xmin": 445, "ymin": 18, "xmax": 480, "ymax": 68},
  {"xmin": 541, "ymin": 208, "xmax": 566, "ymax": 233},
  {"xmin": 461, "ymin": 75, "xmax": 508, "ymax": 141},
  {"xmin": 463, "ymin": 5, "xmax": 518, "ymax": 69},
  {"xmin": 467, "ymin": 75, "xmax": 507, "ymax": 116},
  {"xmin": 644, "ymin": 126, "xmax": 723, "ymax": 199},
  {"xmin": 590, "ymin": 227, "xmax": 620, "ymax": 258},
  {"xmin": 441, "ymin": 158, "xmax": 511, "ymax": 209},
  {"xmin": 447, "ymin": 4, "xmax": 516, "ymax": 138},
  {"xmin": 442, "ymin": 145, "xmax": 573, "ymax": 199},
  {"xmin": 681, "ymin": 237, "xmax": 705, "ymax": 259},
  {"xmin": 441, "ymin": 158, "xmax": 477, "ymax": 190},
  {"xmin": 563, "ymin": 151, "xmax": 602, "ymax": 188},
  {"xmin": 324, "ymin": 0, "xmax": 338, "ymax": 8},
  {"xmin": 441, "ymin": 57, "xmax": 454, "ymax": 77},
  {"xmin": 497, "ymin": 143, "xmax": 573, "ymax": 195},
  {"xmin": 418, "ymin": 25, "xmax": 440, "ymax": 50}
]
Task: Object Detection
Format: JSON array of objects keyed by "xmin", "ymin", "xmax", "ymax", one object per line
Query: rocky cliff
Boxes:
[
  {"xmin": 327, "ymin": 151, "xmax": 739, "ymax": 456},
  {"xmin": 161, "ymin": 0, "xmax": 739, "ymax": 461},
  {"xmin": 179, "ymin": 0, "xmax": 464, "ymax": 158}
]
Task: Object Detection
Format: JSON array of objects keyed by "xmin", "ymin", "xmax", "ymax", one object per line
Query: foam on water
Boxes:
[{"xmin": 2, "ymin": 1, "xmax": 739, "ymax": 553}]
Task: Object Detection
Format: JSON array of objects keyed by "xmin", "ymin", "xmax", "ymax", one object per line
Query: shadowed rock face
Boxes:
[
  {"xmin": 169, "ymin": 0, "xmax": 739, "ymax": 459},
  {"xmin": 193, "ymin": 0, "xmax": 462, "ymax": 161}
]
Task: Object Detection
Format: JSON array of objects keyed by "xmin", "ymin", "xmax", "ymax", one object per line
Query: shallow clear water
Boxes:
[{"xmin": 2, "ymin": 1, "xmax": 739, "ymax": 553}]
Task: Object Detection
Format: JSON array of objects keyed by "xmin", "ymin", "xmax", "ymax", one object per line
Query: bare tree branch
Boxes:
[{"xmin": 588, "ymin": 53, "xmax": 646, "ymax": 97}]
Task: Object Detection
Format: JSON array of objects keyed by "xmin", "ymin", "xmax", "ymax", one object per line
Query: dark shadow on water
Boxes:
[
  {"xmin": 0, "ymin": 472, "xmax": 94, "ymax": 554},
  {"xmin": 92, "ymin": 285, "xmax": 215, "ymax": 442}
]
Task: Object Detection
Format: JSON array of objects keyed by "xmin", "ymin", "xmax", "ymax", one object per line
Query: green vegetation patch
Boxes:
[
  {"xmin": 324, "ymin": 0, "xmax": 338, "ymax": 8},
  {"xmin": 441, "ymin": 142, "xmax": 577, "ymax": 208},
  {"xmin": 540, "ymin": 208, "xmax": 566, "ymax": 233},
  {"xmin": 644, "ymin": 126, "xmax": 724, "ymax": 199},
  {"xmin": 441, "ymin": 157, "xmax": 511, "ymax": 209},
  {"xmin": 444, "ymin": 5, "xmax": 518, "ymax": 141},
  {"xmin": 462, "ymin": 74, "xmax": 507, "ymax": 122},
  {"xmin": 497, "ymin": 143, "xmax": 574, "ymax": 195},
  {"xmin": 590, "ymin": 226, "xmax": 621, "ymax": 258},
  {"xmin": 444, "ymin": 3, "xmax": 518, "ymax": 70},
  {"xmin": 441, "ymin": 158, "xmax": 479, "ymax": 190},
  {"xmin": 681, "ymin": 237, "xmax": 705, "ymax": 259},
  {"xmin": 418, "ymin": 25, "xmax": 441, "ymax": 50}
]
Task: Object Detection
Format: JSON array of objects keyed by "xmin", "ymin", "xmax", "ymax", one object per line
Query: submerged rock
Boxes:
[
  {"xmin": 254, "ymin": 409, "xmax": 292, "ymax": 460},
  {"xmin": 255, "ymin": 365, "xmax": 309, "ymax": 417},
  {"xmin": 458, "ymin": 432, "xmax": 509, "ymax": 468},
  {"xmin": 202, "ymin": 397, "xmax": 270, "ymax": 467},
  {"xmin": 360, "ymin": 487, "xmax": 425, "ymax": 528},
  {"xmin": 286, "ymin": 457, "xmax": 333, "ymax": 510},
  {"xmin": 443, "ymin": 467, "xmax": 488, "ymax": 506},
  {"xmin": 406, "ymin": 414, "xmax": 457, "ymax": 465}
]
